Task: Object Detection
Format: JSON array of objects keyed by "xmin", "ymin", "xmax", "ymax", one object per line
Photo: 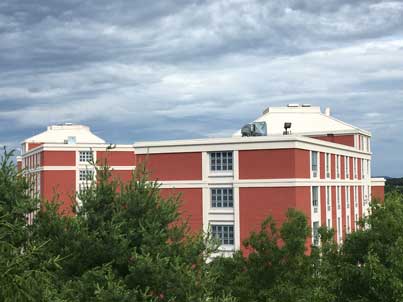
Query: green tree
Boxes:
[
  {"xmin": 0, "ymin": 149, "xmax": 59, "ymax": 301},
  {"xmin": 32, "ymin": 161, "xmax": 227, "ymax": 301}
]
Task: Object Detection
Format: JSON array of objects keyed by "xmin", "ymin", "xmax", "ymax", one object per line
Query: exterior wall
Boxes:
[
  {"xmin": 239, "ymin": 187, "xmax": 298, "ymax": 246},
  {"xmin": 42, "ymin": 151, "xmax": 76, "ymax": 166},
  {"xmin": 137, "ymin": 153, "xmax": 202, "ymax": 181},
  {"xmin": 160, "ymin": 188, "xmax": 203, "ymax": 233},
  {"xmin": 97, "ymin": 151, "xmax": 135, "ymax": 166},
  {"xmin": 372, "ymin": 185, "xmax": 385, "ymax": 202},
  {"xmin": 310, "ymin": 135, "xmax": 355, "ymax": 147},
  {"xmin": 41, "ymin": 170, "xmax": 76, "ymax": 215},
  {"xmin": 27, "ymin": 142, "xmax": 43, "ymax": 151},
  {"xmin": 239, "ymin": 149, "xmax": 310, "ymax": 179}
]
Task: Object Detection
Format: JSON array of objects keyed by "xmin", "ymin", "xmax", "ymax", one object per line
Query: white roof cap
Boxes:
[
  {"xmin": 234, "ymin": 105, "xmax": 370, "ymax": 137},
  {"xmin": 24, "ymin": 124, "xmax": 105, "ymax": 144}
]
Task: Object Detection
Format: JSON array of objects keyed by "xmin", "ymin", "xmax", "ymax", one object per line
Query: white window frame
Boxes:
[
  {"xmin": 312, "ymin": 186, "xmax": 319, "ymax": 214},
  {"xmin": 211, "ymin": 188, "xmax": 234, "ymax": 208},
  {"xmin": 336, "ymin": 155, "xmax": 340, "ymax": 179},
  {"xmin": 210, "ymin": 151, "xmax": 233, "ymax": 172},
  {"xmin": 211, "ymin": 224, "xmax": 235, "ymax": 246},
  {"xmin": 79, "ymin": 151, "xmax": 93, "ymax": 163},
  {"xmin": 312, "ymin": 221, "xmax": 320, "ymax": 246},
  {"xmin": 326, "ymin": 186, "xmax": 331, "ymax": 212},
  {"xmin": 336, "ymin": 186, "xmax": 341, "ymax": 210},
  {"xmin": 311, "ymin": 151, "xmax": 319, "ymax": 178},
  {"xmin": 325, "ymin": 153, "xmax": 331, "ymax": 179}
]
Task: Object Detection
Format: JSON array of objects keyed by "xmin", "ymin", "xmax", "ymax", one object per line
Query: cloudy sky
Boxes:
[{"xmin": 1, "ymin": 0, "xmax": 403, "ymax": 176}]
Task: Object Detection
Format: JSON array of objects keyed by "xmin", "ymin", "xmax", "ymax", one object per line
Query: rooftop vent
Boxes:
[
  {"xmin": 241, "ymin": 122, "xmax": 267, "ymax": 137},
  {"xmin": 302, "ymin": 104, "xmax": 311, "ymax": 107},
  {"xmin": 287, "ymin": 103, "xmax": 300, "ymax": 107},
  {"xmin": 324, "ymin": 107, "xmax": 331, "ymax": 116}
]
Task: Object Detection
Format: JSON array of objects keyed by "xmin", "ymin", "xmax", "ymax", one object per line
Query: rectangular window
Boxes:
[
  {"xmin": 326, "ymin": 186, "xmax": 331, "ymax": 211},
  {"xmin": 325, "ymin": 153, "xmax": 331, "ymax": 178},
  {"xmin": 345, "ymin": 156, "xmax": 350, "ymax": 179},
  {"xmin": 347, "ymin": 215, "xmax": 350, "ymax": 233},
  {"xmin": 210, "ymin": 152, "xmax": 233, "ymax": 172},
  {"xmin": 362, "ymin": 159, "xmax": 365, "ymax": 179},
  {"xmin": 353, "ymin": 158, "xmax": 357, "ymax": 179},
  {"xmin": 336, "ymin": 186, "xmax": 341, "ymax": 210},
  {"xmin": 327, "ymin": 219, "xmax": 331, "ymax": 228},
  {"xmin": 337, "ymin": 217, "xmax": 342, "ymax": 242},
  {"xmin": 346, "ymin": 186, "xmax": 350, "ymax": 209},
  {"xmin": 336, "ymin": 155, "xmax": 340, "ymax": 178},
  {"xmin": 211, "ymin": 188, "xmax": 233, "ymax": 208},
  {"xmin": 312, "ymin": 186, "xmax": 319, "ymax": 213},
  {"xmin": 354, "ymin": 186, "xmax": 358, "ymax": 208},
  {"xmin": 311, "ymin": 151, "xmax": 318, "ymax": 178},
  {"xmin": 79, "ymin": 151, "xmax": 93, "ymax": 162},
  {"xmin": 79, "ymin": 170, "xmax": 94, "ymax": 181},
  {"xmin": 211, "ymin": 225, "xmax": 234, "ymax": 245},
  {"xmin": 313, "ymin": 221, "xmax": 320, "ymax": 246}
]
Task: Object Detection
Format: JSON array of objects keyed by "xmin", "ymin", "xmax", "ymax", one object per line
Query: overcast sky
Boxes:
[{"xmin": 1, "ymin": 0, "xmax": 403, "ymax": 176}]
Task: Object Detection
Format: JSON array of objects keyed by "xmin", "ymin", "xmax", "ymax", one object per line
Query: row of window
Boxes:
[
  {"xmin": 311, "ymin": 152, "xmax": 370, "ymax": 180},
  {"xmin": 312, "ymin": 185, "xmax": 370, "ymax": 213}
]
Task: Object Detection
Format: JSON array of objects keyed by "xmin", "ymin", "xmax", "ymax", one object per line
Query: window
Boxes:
[
  {"xmin": 211, "ymin": 188, "xmax": 233, "ymax": 208},
  {"xmin": 346, "ymin": 186, "xmax": 350, "ymax": 209},
  {"xmin": 210, "ymin": 152, "xmax": 233, "ymax": 171},
  {"xmin": 326, "ymin": 186, "xmax": 331, "ymax": 211},
  {"xmin": 337, "ymin": 217, "xmax": 342, "ymax": 242},
  {"xmin": 211, "ymin": 225, "xmax": 234, "ymax": 245},
  {"xmin": 79, "ymin": 170, "xmax": 94, "ymax": 181},
  {"xmin": 312, "ymin": 186, "xmax": 319, "ymax": 213},
  {"xmin": 362, "ymin": 159, "xmax": 365, "ymax": 179},
  {"xmin": 336, "ymin": 186, "xmax": 341, "ymax": 210},
  {"xmin": 313, "ymin": 221, "xmax": 320, "ymax": 246},
  {"xmin": 311, "ymin": 151, "xmax": 318, "ymax": 177},
  {"xmin": 327, "ymin": 219, "xmax": 331, "ymax": 228},
  {"xmin": 354, "ymin": 186, "xmax": 358, "ymax": 208},
  {"xmin": 353, "ymin": 158, "xmax": 357, "ymax": 179},
  {"xmin": 336, "ymin": 155, "xmax": 340, "ymax": 178},
  {"xmin": 347, "ymin": 215, "xmax": 350, "ymax": 233},
  {"xmin": 325, "ymin": 153, "xmax": 331, "ymax": 178},
  {"xmin": 345, "ymin": 156, "xmax": 350, "ymax": 179},
  {"xmin": 79, "ymin": 151, "xmax": 93, "ymax": 162}
]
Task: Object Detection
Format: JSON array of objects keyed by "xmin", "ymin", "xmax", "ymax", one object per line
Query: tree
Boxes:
[
  {"xmin": 32, "ymin": 161, "xmax": 227, "ymax": 301},
  {"xmin": 0, "ymin": 149, "xmax": 59, "ymax": 301}
]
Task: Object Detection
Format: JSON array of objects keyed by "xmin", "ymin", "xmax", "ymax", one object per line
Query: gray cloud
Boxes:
[{"xmin": 0, "ymin": 0, "xmax": 403, "ymax": 175}]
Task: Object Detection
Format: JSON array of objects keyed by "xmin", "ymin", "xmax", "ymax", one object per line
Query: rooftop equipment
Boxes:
[
  {"xmin": 283, "ymin": 122, "xmax": 292, "ymax": 135},
  {"xmin": 241, "ymin": 121, "xmax": 267, "ymax": 137}
]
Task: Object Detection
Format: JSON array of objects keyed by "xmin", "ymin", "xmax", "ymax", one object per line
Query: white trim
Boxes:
[
  {"xmin": 371, "ymin": 177, "xmax": 386, "ymax": 187},
  {"xmin": 22, "ymin": 144, "xmax": 134, "ymax": 156},
  {"xmin": 157, "ymin": 178, "xmax": 368, "ymax": 189},
  {"xmin": 134, "ymin": 135, "xmax": 372, "ymax": 157}
]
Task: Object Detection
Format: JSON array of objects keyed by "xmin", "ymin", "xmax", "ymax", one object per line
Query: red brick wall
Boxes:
[
  {"xmin": 239, "ymin": 149, "xmax": 310, "ymax": 179},
  {"xmin": 331, "ymin": 154, "xmax": 336, "ymax": 179},
  {"xmin": 41, "ymin": 170, "xmax": 76, "ymax": 215},
  {"xmin": 42, "ymin": 151, "xmax": 76, "ymax": 166},
  {"xmin": 372, "ymin": 185, "xmax": 385, "ymax": 202},
  {"xmin": 159, "ymin": 188, "xmax": 203, "ymax": 233},
  {"xmin": 137, "ymin": 153, "xmax": 202, "ymax": 181},
  {"xmin": 27, "ymin": 142, "xmax": 43, "ymax": 151},
  {"xmin": 340, "ymin": 156, "xmax": 345, "ymax": 180},
  {"xmin": 310, "ymin": 135, "xmax": 355, "ymax": 147},
  {"xmin": 239, "ymin": 187, "xmax": 297, "ymax": 245},
  {"xmin": 97, "ymin": 151, "xmax": 135, "ymax": 166},
  {"xmin": 341, "ymin": 186, "xmax": 346, "ymax": 240},
  {"xmin": 320, "ymin": 153, "xmax": 325, "ymax": 179}
]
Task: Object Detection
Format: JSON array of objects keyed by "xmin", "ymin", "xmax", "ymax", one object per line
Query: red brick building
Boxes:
[{"xmin": 19, "ymin": 105, "xmax": 385, "ymax": 253}]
